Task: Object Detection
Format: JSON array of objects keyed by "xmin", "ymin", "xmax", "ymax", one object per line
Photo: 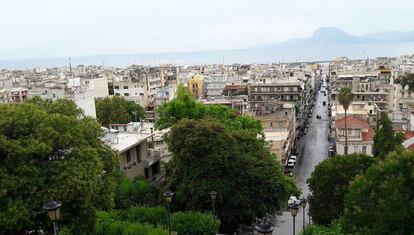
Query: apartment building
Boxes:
[
  {"xmin": 102, "ymin": 123, "xmax": 163, "ymax": 182},
  {"xmin": 248, "ymin": 79, "xmax": 303, "ymax": 115},
  {"xmin": 256, "ymin": 104, "xmax": 296, "ymax": 163},
  {"xmin": 334, "ymin": 116, "xmax": 374, "ymax": 156}
]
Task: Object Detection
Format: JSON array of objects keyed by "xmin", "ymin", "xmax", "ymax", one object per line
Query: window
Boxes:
[
  {"xmin": 124, "ymin": 93, "xmax": 129, "ymax": 96},
  {"xmin": 115, "ymin": 93, "xmax": 120, "ymax": 96},
  {"xmin": 270, "ymin": 122, "xmax": 273, "ymax": 127},
  {"xmin": 123, "ymin": 86, "xmax": 128, "ymax": 89},
  {"xmin": 114, "ymin": 86, "xmax": 119, "ymax": 89},
  {"xmin": 126, "ymin": 149, "xmax": 131, "ymax": 163},
  {"xmin": 353, "ymin": 146, "xmax": 359, "ymax": 153},
  {"xmin": 136, "ymin": 145, "xmax": 141, "ymax": 162},
  {"xmin": 362, "ymin": 146, "xmax": 367, "ymax": 154},
  {"xmin": 348, "ymin": 129, "xmax": 352, "ymax": 135}
]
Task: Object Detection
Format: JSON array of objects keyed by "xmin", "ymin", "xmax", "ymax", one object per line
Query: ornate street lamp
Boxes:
[
  {"xmin": 43, "ymin": 200, "xmax": 62, "ymax": 235},
  {"xmin": 164, "ymin": 191, "xmax": 174, "ymax": 235},
  {"xmin": 301, "ymin": 197, "xmax": 308, "ymax": 234},
  {"xmin": 254, "ymin": 217, "xmax": 275, "ymax": 235},
  {"xmin": 288, "ymin": 196, "xmax": 301, "ymax": 235},
  {"xmin": 210, "ymin": 191, "xmax": 217, "ymax": 215}
]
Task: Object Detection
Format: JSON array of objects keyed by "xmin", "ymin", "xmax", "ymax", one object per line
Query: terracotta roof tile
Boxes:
[
  {"xmin": 403, "ymin": 131, "xmax": 414, "ymax": 140},
  {"xmin": 335, "ymin": 116, "xmax": 370, "ymax": 129},
  {"xmin": 362, "ymin": 128, "xmax": 375, "ymax": 141}
]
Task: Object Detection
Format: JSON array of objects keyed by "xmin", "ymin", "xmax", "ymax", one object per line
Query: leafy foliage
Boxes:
[
  {"xmin": 373, "ymin": 114, "xmax": 404, "ymax": 158},
  {"xmin": 307, "ymin": 154, "xmax": 375, "ymax": 225},
  {"xmin": 343, "ymin": 151, "xmax": 414, "ymax": 235},
  {"xmin": 0, "ymin": 101, "xmax": 119, "ymax": 234},
  {"xmin": 115, "ymin": 176, "xmax": 156, "ymax": 209},
  {"xmin": 165, "ymin": 118, "xmax": 298, "ymax": 233},
  {"xmin": 399, "ymin": 73, "xmax": 414, "ymax": 91},
  {"xmin": 155, "ymin": 84, "xmax": 262, "ymax": 134},
  {"xmin": 95, "ymin": 211, "xmax": 167, "ymax": 235},
  {"xmin": 338, "ymin": 87, "xmax": 353, "ymax": 111},
  {"xmin": 96, "ymin": 96, "xmax": 145, "ymax": 126},
  {"xmin": 301, "ymin": 222, "xmax": 344, "ymax": 235},
  {"xmin": 171, "ymin": 211, "xmax": 220, "ymax": 235},
  {"xmin": 127, "ymin": 206, "xmax": 167, "ymax": 226}
]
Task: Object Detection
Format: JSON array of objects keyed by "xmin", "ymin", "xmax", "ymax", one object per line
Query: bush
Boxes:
[
  {"xmin": 171, "ymin": 211, "xmax": 220, "ymax": 235},
  {"xmin": 127, "ymin": 206, "xmax": 168, "ymax": 226},
  {"xmin": 301, "ymin": 222, "xmax": 343, "ymax": 235},
  {"xmin": 115, "ymin": 177, "xmax": 156, "ymax": 209},
  {"xmin": 96, "ymin": 211, "xmax": 167, "ymax": 235}
]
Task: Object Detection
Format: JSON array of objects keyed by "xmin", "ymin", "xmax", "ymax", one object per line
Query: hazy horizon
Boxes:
[{"xmin": 1, "ymin": 0, "xmax": 414, "ymax": 60}]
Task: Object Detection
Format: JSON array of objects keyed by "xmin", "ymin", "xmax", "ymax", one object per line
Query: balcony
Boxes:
[{"xmin": 145, "ymin": 149, "xmax": 162, "ymax": 166}]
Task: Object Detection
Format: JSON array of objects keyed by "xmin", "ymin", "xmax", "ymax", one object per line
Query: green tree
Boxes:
[
  {"xmin": 26, "ymin": 96, "xmax": 83, "ymax": 117},
  {"xmin": 114, "ymin": 176, "xmax": 156, "ymax": 209},
  {"xmin": 373, "ymin": 114, "xmax": 404, "ymax": 158},
  {"xmin": 155, "ymin": 84, "xmax": 262, "ymax": 134},
  {"xmin": 0, "ymin": 101, "xmax": 119, "ymax": 234},
  {"xmin": 343, "ymin": 151, "xmax": 414, "ymax": 235},
  {"xmin": 307, "ymin": 154, "xmax": 375, "ymax": 225},
  {"xmin": 165, "ymin": 119, "xmax": 298, "ymax": 233},
  {"xmin": 96, "ymin": 96, "xmax": 144, "ymax": 126},
  {"xmin": 338, "ymin": 87, "xmax": 353, "ymax": 155}
]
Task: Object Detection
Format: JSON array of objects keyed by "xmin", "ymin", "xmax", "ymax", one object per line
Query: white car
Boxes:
[
  {"xmin": 287, "ymin": 159, "xmax": 295, "ymax": 167},
  {"xmin": 289, "ymin": 155, "xmax": 297, "ymax": 164}
]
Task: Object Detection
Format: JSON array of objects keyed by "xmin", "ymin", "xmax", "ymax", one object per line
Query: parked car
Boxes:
[
  {"xmin": 289, "ymin": 155, "xmax": 297, "ymax": 164},
  {"xmin": 287, "ymin": 159, "xmax": 295, "ymax": 168},
  {"xmin": 316, "ymin": 115, "xmax": 321, "ymax": 119}
]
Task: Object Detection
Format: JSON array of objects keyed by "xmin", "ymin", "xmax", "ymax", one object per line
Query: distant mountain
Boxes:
[
  {"xmin": 1, "ymin": 27, "xmax": 414, "ymax": 69},
  {"xmin": 257, "ymin": 27, "xmax": 414, "ymax": 48}
]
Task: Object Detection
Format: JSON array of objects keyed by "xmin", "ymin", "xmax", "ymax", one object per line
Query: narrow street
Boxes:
[{"xmin": 273, "ymin": 77, "xmax": 330, "ymax": 234}]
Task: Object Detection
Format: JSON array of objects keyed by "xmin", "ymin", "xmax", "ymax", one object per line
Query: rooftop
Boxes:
[{"xmin": 335, "ymin": 116, "xmax": 370, "ymax": 129}]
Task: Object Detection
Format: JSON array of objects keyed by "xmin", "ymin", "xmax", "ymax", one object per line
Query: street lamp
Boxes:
[
  {"xmin": 301, "ymin": 197, "xmax": 308, "ymax": 234},
  {"xmin": 210, "ymin": 191, "xmax": 217, "ymax": 215},
  {"xmin": 307, "ymin": 196, "xmax": 312, "ymax": 225},
  {"xmin": 288, "ymin": 196, "xmax": 301, "ymax": 235},
  {"xmin": 164, "ymin": 191, "xmax": 174, "ymax": 235},
  {"xmin": 254, "ymin": 217, "xmax": 275, "ymax": 235},
  {"xmin": 43, "ymin": 200, "xmax": 62, "ymax": 235}
]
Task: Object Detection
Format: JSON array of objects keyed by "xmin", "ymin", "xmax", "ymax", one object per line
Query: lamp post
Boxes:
[
  {"xmin": 164, "ymin": 191, "xmax": 174, "ymax": 235},
  {"xmin": 210, "ymin": 191, "xmax": 217, "ymax": 215},
  {"xmin": 288, "ymin": 196, "xmax": 301, "ymax": 235},
  {"xmin": 43, "ymin": 200, "xmax": 62, "ymax": 235},
  {"xmin": 307, "ymin": 196, "xmax": 311, "ymax": 225},
  {"xmin": 254, "ymin": 217, "xmax": 275, "ymax": 235},
  {"xmin": 301, "ymin": 197, "xmax": 308, "ymax": 234}
]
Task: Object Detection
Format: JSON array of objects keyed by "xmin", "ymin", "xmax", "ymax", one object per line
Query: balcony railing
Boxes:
[{"xmin": 146, "ymin": 149, "xmax": 162, "ymax": 166}]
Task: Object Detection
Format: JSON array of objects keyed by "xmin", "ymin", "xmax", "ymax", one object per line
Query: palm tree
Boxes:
[{"xmin": 338, "ymin": 87, "xmax": 353, "ymax": 155}]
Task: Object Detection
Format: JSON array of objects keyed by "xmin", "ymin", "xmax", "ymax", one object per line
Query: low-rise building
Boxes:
[
  {"xmin": 102, "ymin": 124, "xmax": 163, "ymax": 182},
  {"xmin": 334, "ymin": 116, "xmax": 374, "ymax": 156}
]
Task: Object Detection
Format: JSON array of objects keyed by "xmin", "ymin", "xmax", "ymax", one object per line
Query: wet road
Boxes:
[{"xmin": 273, "ymin": 78, "xmax": 330, "ymax": 235}]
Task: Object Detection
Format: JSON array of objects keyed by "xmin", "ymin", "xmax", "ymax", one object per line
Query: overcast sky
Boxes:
[{"xmin": 1, "ymin": 0, "xmax": 413, "ymax": 59}]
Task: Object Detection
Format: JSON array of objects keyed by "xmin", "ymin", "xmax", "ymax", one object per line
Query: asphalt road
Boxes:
[{"xmin": 273, "ymin": 79, "xmax": 330, "ymax": 235}]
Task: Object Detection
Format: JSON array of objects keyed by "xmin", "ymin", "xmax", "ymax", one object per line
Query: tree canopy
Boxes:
[
  {"xmin": 307, "ymin": 154, "xmax": 375, "ymax": 225},
  {"xmin": 165, "ymin": 118, "xmax": 299, "ymax": 233},
  {"xmin": 373, "ymin": 114, "xmax": 404, "ymax": 158},
  {"xmin": 96, "ymin": 96, "xmax": 145, "ymax": 126},
  {"xmin": 155, "ymin": 84, "xmax": 262, "ymax": 134},
  {"xmin": 0, "ymin": 100, "xmax": 119, "ymax": 234},
  {"xmin": 338, "ymin": 87, "xmax": 353, "ymax": 111},
  {"xmin": 343, "ymin": 151, "xmax": 414, "ymax": 235}
]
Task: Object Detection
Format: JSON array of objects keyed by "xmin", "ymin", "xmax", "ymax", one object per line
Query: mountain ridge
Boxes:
[{"xmin": 255, "ymin": 27, "xmax": 414, "ymax": 48}]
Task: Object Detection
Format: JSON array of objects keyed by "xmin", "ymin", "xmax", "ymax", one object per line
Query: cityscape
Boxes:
[{"xmin": 1, "ymin": 1, "xmax": 414, "ymax": 235}]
